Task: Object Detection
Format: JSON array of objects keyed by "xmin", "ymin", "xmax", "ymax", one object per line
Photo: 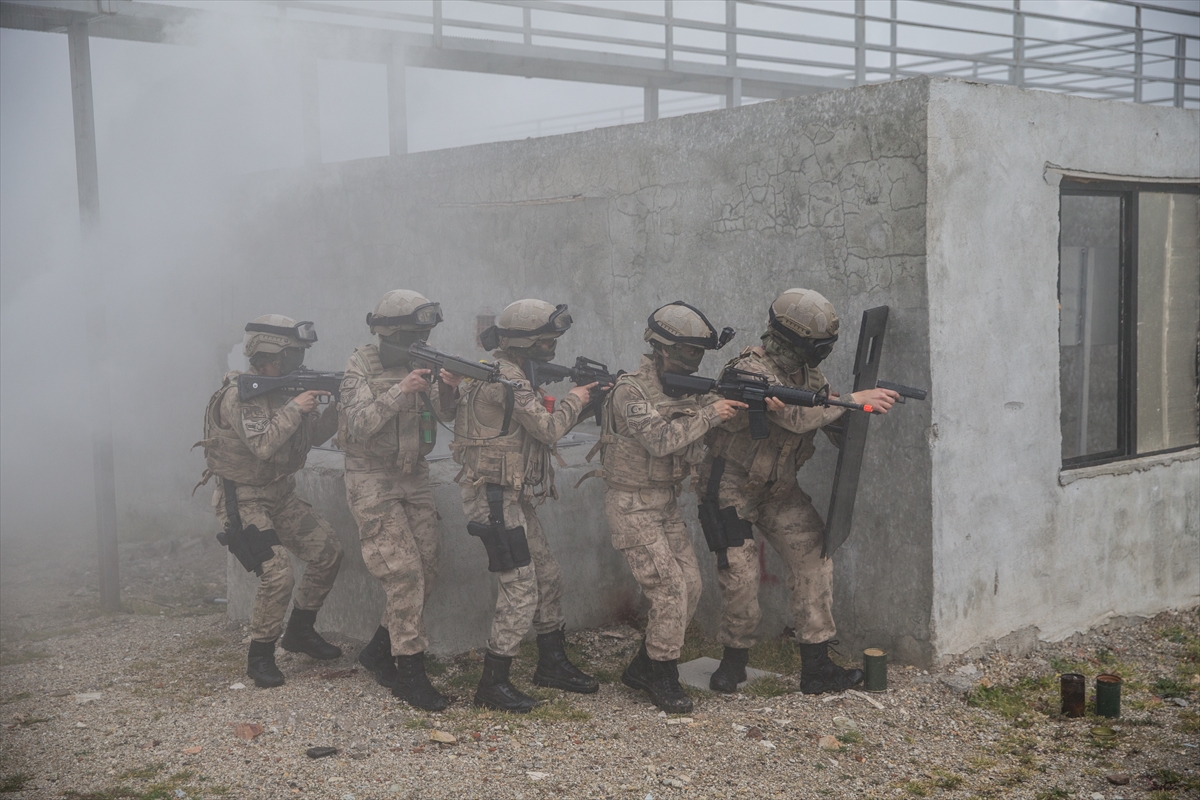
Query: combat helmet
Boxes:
[
  {"xmin": 366, "ymin": 290, "xmax": 443, "ymax": 336},
  {"xmin": 243, "ymin": 314, "xmax": 317, "ymax": 358},
  {"xmin": 644, "ymin": 301, "xmax": 735, "ymax": 373},
  {"xmin": 481, "ymin": 299, "xmax": 572, "ymax": 351},
  {"xmin": 766, "ymin": 288, "xmax": 840, "ymax": 366}
]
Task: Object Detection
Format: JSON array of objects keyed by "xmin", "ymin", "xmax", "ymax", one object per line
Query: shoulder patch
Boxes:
[
  {"xmin": 241, "ymin": 405, "xmax": 269, "ymax": 436},
  {"xmin": 341, "ymin": 376, "xmax": 360, "ymax": 390},
  {"xmin": 625, "ymin": 402, "xmax": 649, "ymax": 417}
]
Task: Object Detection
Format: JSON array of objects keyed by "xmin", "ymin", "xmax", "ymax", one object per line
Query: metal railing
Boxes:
[{"xmin": 223, "ymin": 0, "xmax": 1200, "ymax": 108}]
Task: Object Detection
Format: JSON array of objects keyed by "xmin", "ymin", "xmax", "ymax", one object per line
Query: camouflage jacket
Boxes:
[
  {"xmin": 704, "ymin": 346, "xmax": 842, "ymax": 490},
  {"xmin": 597, "ymin": 356, "xmax": 721, "ymax": 491},
  {"xmin": 337, "ymin": 344, "xmax": 455, "ymax": 474},
  {"xmin": 198, "ymin": 371, "xmax": 338, "ymax": 487},
  {"xmin": 451, "ymin": 351, "xmax": 584, "ymax": 494}
]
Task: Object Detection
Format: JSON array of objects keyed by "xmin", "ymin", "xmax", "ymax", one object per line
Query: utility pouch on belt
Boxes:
[
  {"xmin": 217, "ymin": 479, "xmax": 280, "ymax": 577},
  {"xmin": 697, "ymin": 458, "xmax": 752, "ymax": 570},
  {"xmin": 467, "ymin": 483, "xmax": 532, "ymax": 573}
]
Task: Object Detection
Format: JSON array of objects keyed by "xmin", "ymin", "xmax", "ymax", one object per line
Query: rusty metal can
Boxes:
[{"xmin": 1061, "ymin": 673, "xmax": 1086, "ymax": 717}]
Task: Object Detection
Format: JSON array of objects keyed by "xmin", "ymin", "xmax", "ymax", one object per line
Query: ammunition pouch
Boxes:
[{"xmin": 467, "ymin": 483, "xmax": 532, "ymax": 572}]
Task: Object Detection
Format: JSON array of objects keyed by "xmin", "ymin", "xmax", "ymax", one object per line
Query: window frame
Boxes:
[{"xmin": 1058, "ymin": 179, "xmax": 1200, "ymax": 470}]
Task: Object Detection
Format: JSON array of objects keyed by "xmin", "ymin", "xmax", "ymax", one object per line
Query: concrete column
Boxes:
[
  {"xmin": 68, "ymin": 18, "xmax": 120, "ymax": 612},
  {"xmin": 1134, "ymin": 7, "xmax": 1143, "ymax": 103},
  {"xmin": 388, "ymin": 45, "xmax": 408, "ymax": 156},
  {"xmin": 644, "ymin": 85, "xmax": 659, "ymax": 122},
  {"xmin": 433, "ymin": 0, "xmax": 443, "ymax": 47},
  {"xmin": 523, "ymin": 6, "xmax": 531, "ymax": 46},
  {"xmin": 855, "ymin": 0, "xmax": 866, "ymax": 85},
  {"xmin": 1011, "ymin": 0, "xmax": 1025, "ymax": 88},
  {"xmin": 300, "ymin": 56, "xmax": 320, "ymax": 166},
  {"xmin": 665, "ymin": 0, "xmax": 674, "ymax": 70},
  {"xmin": 1174, "ymin": 35, "xmax": 1186, "ymax": 108},
  {"xmin": 890, "ymin": 0, "xmax": 897, "ymax": 81},
  {"xmin": 725, "ymin": 0, "xmax": 740, "ymax": 108}
]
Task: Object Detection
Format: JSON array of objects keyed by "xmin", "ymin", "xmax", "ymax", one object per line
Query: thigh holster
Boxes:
[
  {"xmin": 467, "ymin": 483, "xmax": 532, "ymax": 573},
  {"xmin": 697, "ymin": 458, "xmax": 753, "ymax": 570},
  {"xmin": 217, "ymin": 479, "xmax": 280, "ymax": 576}
]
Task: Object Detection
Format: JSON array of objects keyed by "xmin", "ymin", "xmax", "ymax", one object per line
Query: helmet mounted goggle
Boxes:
[
  {"xmin": 648, "ymin": 301, "xmax": 735, "ymax": 350},
  {"xmin": 366, "ymin": 302, "xmax": 443, "ymax": 330},
  {"xmin": 495, "ymin": 303, "xmax": 572, "ymax": 339},
  {"xmin": 244, "ymin": 320, "xmax": 318, "ymax": 344}
]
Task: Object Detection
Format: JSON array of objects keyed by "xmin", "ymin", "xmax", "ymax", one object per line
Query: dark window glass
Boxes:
[
  {"xmin": 1060, "ymin": 194, "xmax": 1122, "ymax": 461},
  {"xmin": 1059, "ymin": 183, "xmax": 1200, "ymax": 468}
]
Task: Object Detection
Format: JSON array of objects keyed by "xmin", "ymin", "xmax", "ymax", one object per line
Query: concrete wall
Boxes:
[
  {"xmin": 217, "ymin": 75, "xmax": 1199, "ymax": 664},
  {"xmin": 218, "ymin": 77, "xmax": 936, "ymax": 662},
  {"xmin": 924, "ymin": 79, "xmax": 1200, "ymax": 658}
]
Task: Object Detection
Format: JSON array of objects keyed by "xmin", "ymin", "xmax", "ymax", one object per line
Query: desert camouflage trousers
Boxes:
[
  {"xmin": 345, "ymin": 462, "xmax": 440, "ymax": 656},
  {"xmin": 213, "ymin": 475, "xmax": 343, "ymax": 642},
  {"xmin": 706, "ymin": 469, "xmax": 835, "ymax": 648},
  {"xmin": 460, "ymin": 483, "xmax": 564, "ymax": 658},
  {"xmin": 604, "ymin": 485, "xmax": 701, "ymax": 661}
]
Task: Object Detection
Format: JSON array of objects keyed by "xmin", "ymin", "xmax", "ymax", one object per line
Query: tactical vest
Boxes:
[
  {"xmin": 450, "ymin": 356, "xmax": 550, "ymax": 494},
  {"xmin": 594, "ymin": 366, "xmax": 706, "ymax": 491},
  {"xmin": 337, "ymin": 345, "xmax": 436, "ymax": 474},
  {"xmin": 195, "ymin": 371, "xmax": 312, "ymax": 488},
  {"xmin": 706, "ymin": 347, "xmax": 826, "ymax": 488}
]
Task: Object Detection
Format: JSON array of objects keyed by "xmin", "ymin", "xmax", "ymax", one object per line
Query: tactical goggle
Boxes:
[
  {"xmin": 366, "ymin": 302, "xmax": 443, "ymax": 329},
  {"xmin": 648, "ymin": 301, "xmax": 735, "ymax": 350},
  {"xmin": 768, "ymin": 305, "xmax": 838, "ymax": 351},
  {"xmin": 245, "ymin": 320, "xmax": 318, "ymax": 344},
  {"xmin": 494, "ymin": 303, "xmax": 572, "ymax": 339}
]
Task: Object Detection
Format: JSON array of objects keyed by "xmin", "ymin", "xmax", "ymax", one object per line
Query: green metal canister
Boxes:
[
  {"xmin": 863, "ymin": 648, "xmax": 887, "ymax": 692},
  {"xmin": 1095, "ymin": 673, "xmax": 1122, "ymax": 718}
]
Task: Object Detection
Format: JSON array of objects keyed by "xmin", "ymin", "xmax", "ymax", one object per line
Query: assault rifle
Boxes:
[
  {"xmin": 661, "ymin": 367, "xmax": 878, "ymax": 440},
  {"xmin": 525, "ymin": 357, "xmax": 619, "ymax": 425},
  {"xmin": 237, "ymin": 367, "xmax": 344, "ymax": 402},
  {"xmin": 407, "ymin": 342, "xmax": 514, "ymax": 385}
]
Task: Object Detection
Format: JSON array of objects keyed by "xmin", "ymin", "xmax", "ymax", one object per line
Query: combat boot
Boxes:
[
  {"xmin": 709, "ymin": 646, "xmax": 750, "ymax": 693},
  {"xmin": 280, "ymin": 608, "xmax": 343, "ymax": 660},
  {"xmin": 533, "ymin": 629, "xmax": 599, "ymax": 694},
  {"xmin": 621, "ymin": 642, "xmax": 693, "ymax": 714},
  {"xmin": 247, "ymin": 639, "xmax": 284, "ymax": 688},
  {"xmin": 393, "ymin": 652, "xmax": 449, "ymax": 712},
  {"xmin": 798, "ymin": 640, "xmax": 864, "ymax": 695},
  {"xmin": 620, "ymin": 641, "xmax": 654, "ymax": 692},
  {"xmin": 473, "ymin": 652, "xmax": 538, "ymax": 713},
  {"xmin": 358, "ymin": 625, "xmax": 398, "ymax": 687}
]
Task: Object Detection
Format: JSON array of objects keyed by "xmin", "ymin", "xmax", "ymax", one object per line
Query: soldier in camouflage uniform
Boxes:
[
  {"xmin": 198, "ymin": 315, "xmax": 344, "ymax": 688},
  {"xmin": 339, "ymin": 290, "xmax": 461, "ymax": 711},
  {"xmin": 598, "ymin": 302, "xmax": 744, "ymax": 714},
  {"xmin": 452, "ymin": 299, "xmax": 600, "ymax": 713},
  {"xmin": 702, "ymin": 289, "xmax": 898, "ymax": 695}
]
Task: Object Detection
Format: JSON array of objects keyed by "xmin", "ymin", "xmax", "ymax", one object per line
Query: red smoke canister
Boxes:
[{"xmin": 542, "ymin": 395, "xmax": 555, "ymax": 413}]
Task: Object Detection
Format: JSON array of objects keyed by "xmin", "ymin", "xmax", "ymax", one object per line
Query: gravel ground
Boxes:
[{"xmin": 1, "ymin": 535, "xmax": 1197, "ymax": 800}]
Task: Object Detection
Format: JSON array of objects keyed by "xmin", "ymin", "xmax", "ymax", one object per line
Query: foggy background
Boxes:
[{"xmin": 1, "ymin": 0, "xmax": 1196, "ymax": 566}]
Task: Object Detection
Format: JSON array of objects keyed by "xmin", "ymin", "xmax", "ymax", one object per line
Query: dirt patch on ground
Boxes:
[{"xmin": 1, "ymin": 537, "xmax": 1197, "ymax": 799}]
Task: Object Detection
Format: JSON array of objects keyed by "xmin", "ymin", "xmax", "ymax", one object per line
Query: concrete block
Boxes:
[{"xmin": 677, "ymin": 657, "xmax": 781, "ymax": 692}]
